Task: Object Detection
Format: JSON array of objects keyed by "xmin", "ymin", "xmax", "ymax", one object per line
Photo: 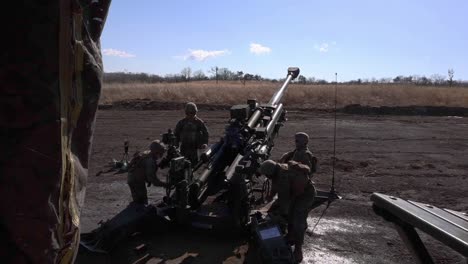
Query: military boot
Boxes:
[{"xmin": 294, "ymin": 245, "xmax": 303, "ymax": 263}]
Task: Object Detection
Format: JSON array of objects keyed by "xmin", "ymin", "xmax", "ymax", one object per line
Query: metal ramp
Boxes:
[{"xmin": 371, "ymin": 192, "xmax": 468, "ymax": 263}]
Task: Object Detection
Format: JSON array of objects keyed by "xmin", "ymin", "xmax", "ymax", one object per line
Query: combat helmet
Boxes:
[
  {"xmin": 149, "ymin": 140, "xmax": 166, "ymax": 154},
  {"xmin": 295, "ymin": 132, "xmax": 309, "ymax": 148},
  {"xmin": 185, "ymin": 102, "xmax": 198, "ymax": 115},
  {"xmin": 259, "ymin": 160, "xmax": 278, "ymax": 177}
]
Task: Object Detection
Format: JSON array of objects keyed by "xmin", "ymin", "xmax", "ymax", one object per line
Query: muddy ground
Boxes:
[{"xmin": 78, "ymin": 108, "xmax": 468, "ymax": 264}]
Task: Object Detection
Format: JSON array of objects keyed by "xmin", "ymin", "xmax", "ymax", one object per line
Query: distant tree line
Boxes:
[
  {"xmin": 104, "ymin": 67, "xmax": 266, "ymax": 84},
  {"xmin": 104, "ymin": 67, "xmax": 467, "ymax": 87}
]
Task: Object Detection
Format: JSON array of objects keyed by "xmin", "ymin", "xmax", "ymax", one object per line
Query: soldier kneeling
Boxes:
[
  {"xmin": 127, "ymin": 140, "xmax": 169, "ymax": 205},
  {"xmin": 259, "ymin": 159, "xmax": 316, "ymax": 263}
]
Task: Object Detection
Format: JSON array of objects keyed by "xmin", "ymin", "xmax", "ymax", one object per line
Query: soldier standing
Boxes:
[
  {"xmin": 174, "ymin": 102, "xmax": 209, "ymax": 164},
  {"xmin": 127, "ymin": 140, "xmax": 168, "ymax": 205},
  {"xmin": 259, "ymin": 159, "xmax": 316, "ymax": 263},
  {"xmin": 280, "ymin": 132, "xmax": 317, "ymax": 176}
]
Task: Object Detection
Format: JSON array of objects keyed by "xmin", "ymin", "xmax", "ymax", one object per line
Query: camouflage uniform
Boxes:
[
  {"xmin": 0, "ymin": 1, "xmax": 110, "ymax": 262},
  {"xmin": 127, "ymin": 141, "xmax": 167, "ymax": 204},
  {"xmin": 174, "ymin": 103, "xmax": 209, "ymax": 164},
  {"xmin": 280, "ymin": 132, "xmax": 317, "ymax": 175},
  {"xmin": 259, "ymin": 160, "xmax": 316, "ymax": 262}
]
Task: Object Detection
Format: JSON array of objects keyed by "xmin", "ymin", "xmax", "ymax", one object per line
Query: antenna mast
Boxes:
[{"xmin": 331, "ymin": 73, "xmax": 338, "ymax": 192}]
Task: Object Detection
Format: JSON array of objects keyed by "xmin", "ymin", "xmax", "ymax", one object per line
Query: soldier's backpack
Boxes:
[{"xmin": 128, "ymin": 150, "xmax": 151, "ymax": 172}]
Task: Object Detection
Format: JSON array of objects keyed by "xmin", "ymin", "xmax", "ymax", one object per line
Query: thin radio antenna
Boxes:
[
  {"xmin": 331, "ymin": 72, "xmax": 338, "ymax": 193},
  {"xmin": 310, "ymin": 72, "xmax": 339, "ymax": 234}
]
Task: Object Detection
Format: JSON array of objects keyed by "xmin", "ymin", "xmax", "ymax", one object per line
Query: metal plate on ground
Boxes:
[{"xmin": 371, "ymin": 192, "xmax": 468, "ymax": 257}]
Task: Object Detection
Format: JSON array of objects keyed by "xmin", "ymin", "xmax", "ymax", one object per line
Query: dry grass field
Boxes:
[{"xmin": 100, "ymin": 81, "xmax": 468, "ymax": 108}]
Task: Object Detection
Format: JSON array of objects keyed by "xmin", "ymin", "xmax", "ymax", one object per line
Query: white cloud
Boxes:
[
  {"xmin": 314, "ymin": 42, "xmax": 337, "ymax": 53},
  {"xmin": 250, "ymin": 43, "xmax": 272, "ymax": 55},
  {"xmin": 102, "ymin": 48, "xmax": 136, "ymax": 58},
  {"xmin": 314, "ymin": 43, "xmax": 329, "ymax": 53},
  {"xmin": 183, "ymin": 49, "xmax": 230, "ymax": 61}
]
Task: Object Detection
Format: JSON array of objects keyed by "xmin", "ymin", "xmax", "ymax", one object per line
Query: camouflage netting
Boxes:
[{"xmin": 0, "ymin": 1, "xmax": 110, "ymax": 263}]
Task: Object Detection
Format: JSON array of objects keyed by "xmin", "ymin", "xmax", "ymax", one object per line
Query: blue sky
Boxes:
[{"xmin": 101, "ymin": 0, "xmax": 468, "ymax": 81}]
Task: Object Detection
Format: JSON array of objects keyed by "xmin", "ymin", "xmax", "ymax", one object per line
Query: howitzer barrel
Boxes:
[
  {"xmin": 268, "ymin": 67, "xmax": 300, "ymax": 106},
  {"xmin": 225, "ymin": 154, "xmax": 244, "ymax": 181},
  {"xmin": 246, "ymin": 110, "xmax": 262, "ymax": 130},
  {"xmin": 247, "ymin": 67, "xmax": 299, "ymax": 129},
  {"xmin": 266, "ymin": 103, "xmax": 283, "ymax": 138}
]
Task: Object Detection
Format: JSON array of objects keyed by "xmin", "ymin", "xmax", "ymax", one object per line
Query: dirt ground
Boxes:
[{"xmin": 78, "ymin": 108, "xmax": 468, "ymax": 264}]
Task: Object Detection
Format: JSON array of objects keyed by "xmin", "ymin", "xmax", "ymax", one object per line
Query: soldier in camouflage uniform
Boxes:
[
  {"xmin": 280, "ymin": 132, "xmax": 317, "ymax": 176},
  {"xmin": 259, "ymin": 159, "xmax": 316, "ymax": 263},
  {"xmin": 174, "ymin": 102, "xmax": 209, "ymax": 164},
  {"xmin": 127, "ymin": 140, "xmax": 168, "ymax": 205}
]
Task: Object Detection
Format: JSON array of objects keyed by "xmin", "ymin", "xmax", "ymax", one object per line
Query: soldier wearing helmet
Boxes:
[
  {"xmin": 127, "ymin": 140, "xmax": 169, "ymax": 204},
  {"xmin": 174, "ymin": 102, "xmax": 209, "ymax": 164},
  {"xmin": 280, "ymin": 132, "xmax": 317, "ymax": 176},
  {"xmin": 259, "ymin": 159, "xmax": 316, "ymax": 263}
]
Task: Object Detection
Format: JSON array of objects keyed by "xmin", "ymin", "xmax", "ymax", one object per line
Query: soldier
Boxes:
[
  {"xmin": 259, "ymin": 159, "xmax": 316, "ymax": 263},
  {"xmin": 174, "ymin": 102, "xmax": 209, "ymax": 164},
  {"xmin": 127, "ymin": 140, "xmax": 169, "ymax": 205},
  {"xmin": 280, "ymin": 132, "xmax": 317, "ymax": 176}
]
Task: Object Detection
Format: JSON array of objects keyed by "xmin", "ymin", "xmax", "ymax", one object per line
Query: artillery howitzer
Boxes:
[
  {"xmin": 157, "ymin": 67, "xmax": 300, "ymax": 228},
  {"xmin": 80, "ymin": 67, "xmax": 339, "ymax": 263}
]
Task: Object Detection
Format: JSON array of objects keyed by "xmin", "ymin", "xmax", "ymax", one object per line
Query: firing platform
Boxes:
[{"xmin": 371, "ymin": 192, "xmax": 468, "ymax": 263}]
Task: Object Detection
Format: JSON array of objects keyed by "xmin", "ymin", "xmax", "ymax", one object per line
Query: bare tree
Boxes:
[
  {"xmin": 379, "ymin": 78, "xmax": 391, "ymax": 84},
  {"xmin": 210, "ymin": 66, "xmax": 219, "ymax": 83},
  {"xmin": 217, "ymin": 68, "xmax": 234, "ymax": 80},
  {"xmin": 181, "ymin": 67, "xmax": 192, "ymax": 82},
  {"xmin": 193, "ymin": 70, "xmax": 207, "ymax": 81},
  {"xmin": 431, "ymin": 74, "xmax": 445, "ymax": 86},
  {"xmin": 243, "ymin": 73, "xmax": 254, "ymax": 85},
  {"xmin": 413, "ymin": 75, "xmax": 430, "ymax": 86},
  {"xmin": 297, "ymin": 75, "xmax": 307, "ymax": 84},
  {"xmin": 237, "ymin": 71, "xmax": 244, "ymax": 81},
  {"xmin": 448, "ymin": 68, "xmax": 454, "ymax": 87},
  {"xmin": 393, "ymin": 76, "xmax": 403, "ymax": 83}
]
